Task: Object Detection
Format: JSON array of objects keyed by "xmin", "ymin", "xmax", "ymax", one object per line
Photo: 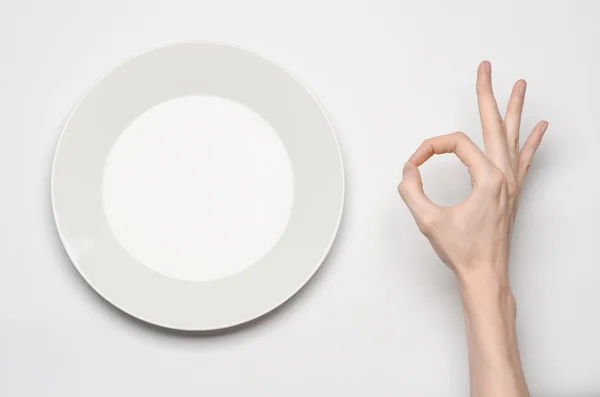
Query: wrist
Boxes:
[
  {"xmin": 456, "ymin": 264, "xmax": 515, "ymax": 316},
  {"xmin": 461, "ymin": 284, "xmax": 517, "ymax": 321}
]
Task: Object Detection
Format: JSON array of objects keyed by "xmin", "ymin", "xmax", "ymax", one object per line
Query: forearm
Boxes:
[{"xmin": 458, "ymin": 267, "xmax": 529, "ymax": 397}]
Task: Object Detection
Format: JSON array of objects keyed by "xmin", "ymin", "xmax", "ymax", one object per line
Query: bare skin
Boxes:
[{"xmin": 398, "ymin": 61, "xmax": 547, "ymax": 397}]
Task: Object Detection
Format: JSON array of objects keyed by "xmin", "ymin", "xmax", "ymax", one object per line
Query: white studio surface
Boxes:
[
  {"xmin": 51, "ymin": 42, "xmax": 344, "ymax": 331},
  {"xmin": 1, "ymin": 1, "xmax": 599, "ymax": 396}
]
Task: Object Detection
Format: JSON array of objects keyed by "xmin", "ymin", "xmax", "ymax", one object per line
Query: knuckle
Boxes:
[
  {"xmin": 519, "ymin": 162, "xmax": 532, "ymax": 179},
  {"xmin": 494, "ymin": 170, "xmax": 508, "ymax": 187},
  {"xmin": 417, "ymin": 222, "xmax": 430, "ymax": 235},
  {"xmin": 397, "ymin": 181, "xmax": 408, "ymax": 196},
  {"xmin": 518, "ymin": 159, "xmax": 532, "ymax": 177},
  {"xmin": 484, "ymin": 168, "xmax": 506, "ymax": 191},
  {"xmin": 476, "ymin": 86, "xmax": 493, "ymax": 95},
  {"xmin": 518, "ymin": 152, "xmax": 532, "ymax": 169},
  {"xmin": 417, "ymin": 213, "xmax": 439, "ymax": 235},
  {"xmin": 454, "ymin": 131, "xmax": 468, "ymax": 140},
  {"xmin": 506, "ymin": 178, "xmax": 519, "ymax": 198},
  {"xmin": 510, "ymin": 102, "xmax": 524, "ymax": 114}
]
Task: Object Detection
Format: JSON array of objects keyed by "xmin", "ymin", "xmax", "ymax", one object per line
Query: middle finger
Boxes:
[{"xmin": 475, "ymin": 61, "xmax": 511, "ymax": 171}]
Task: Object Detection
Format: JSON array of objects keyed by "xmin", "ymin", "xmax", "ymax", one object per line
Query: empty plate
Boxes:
[{"xmin": 51, "ymin": 42, "xmax": 344, "ymax": 331}]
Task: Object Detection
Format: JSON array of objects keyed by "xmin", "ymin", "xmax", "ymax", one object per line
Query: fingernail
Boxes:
[
  {"xmin": 541, "ymin": 122, "xmax": 548, "ymax": 135},
  {"xmin": 519, "ymin": 81, "xmax": 527, "ymax": 95},
  {"xmin": 484, "ymin": 61, "xmax": 491, "ymax": 74}
]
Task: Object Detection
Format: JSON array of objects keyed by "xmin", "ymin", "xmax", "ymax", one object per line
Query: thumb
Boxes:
[{"xmin": 398, "ymin": 161, "xmax": 437, "ymax": 218}]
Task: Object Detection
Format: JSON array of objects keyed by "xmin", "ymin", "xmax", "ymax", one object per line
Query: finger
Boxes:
[
  {"xmin": 504, "ymin": 79, "xmax": 527, "ymax": 169},
  {"xmin": 398, "ymin": 162, "xmax": 438, "ymax": 219},
  {"xmin": 409, "ymin": 131, "xmax": 490, "ymax": 183},
  {"xmin": 517, "ymin": 121, "xmax": 548, "ymax": 186},
  {"xmin": 476, "ymin": 61, "xmax": 510, "ymax": 168}
]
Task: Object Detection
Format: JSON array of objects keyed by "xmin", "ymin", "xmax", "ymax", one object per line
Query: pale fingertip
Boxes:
[
  {"xmin": 408, "ymin": 150, "xmax": 417, "ymax": 162},
  {"xmin": 479, "ymin": 60, "xmax": 491, "ymax": 74},
  {"xmin": 518, "ymin": 79, "xmax": 527, "ymax": 96},
  {"xmin": 408, "ymin": 146, "xmax": 426, "ymax": 166},
  {"xmin": 402, "ymin": 161, "xmax": 418, "ymax": 179},
  {"xmin": 540, "ymin": 121, "xmax": 549, "ymax": 136},
  {"xmin": 476, "ymin": 61, "xmax": 496, "ymax": 98}
]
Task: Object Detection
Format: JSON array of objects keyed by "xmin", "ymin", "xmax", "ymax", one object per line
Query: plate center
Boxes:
[{"xmin": 102, "ymin": 96, "xmax": 294, "ymax": 281}]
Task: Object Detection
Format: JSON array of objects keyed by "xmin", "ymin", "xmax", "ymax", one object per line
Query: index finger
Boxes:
[{"xmin": 409, "ymin": 131, "xmax": 490, "ymax": 182}]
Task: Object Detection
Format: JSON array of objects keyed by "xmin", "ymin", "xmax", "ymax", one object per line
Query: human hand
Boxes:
[
  {"xmin": 398, "ymin": 61, "xmax": 547, "ymax": 284},
  {"xmin": 398, "ymin": 61, "xmax": 543, "ymax": 397}
]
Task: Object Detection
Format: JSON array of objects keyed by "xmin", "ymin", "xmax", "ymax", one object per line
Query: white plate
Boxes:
[{"xmin": 51, "ymin": 42, "xmax": 344, "ymax": 331}]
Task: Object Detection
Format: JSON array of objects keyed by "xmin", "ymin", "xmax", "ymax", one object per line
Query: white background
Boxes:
[{"xmin": 1, "ymin": 0, "xmax": 599, "ymax": 396}]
